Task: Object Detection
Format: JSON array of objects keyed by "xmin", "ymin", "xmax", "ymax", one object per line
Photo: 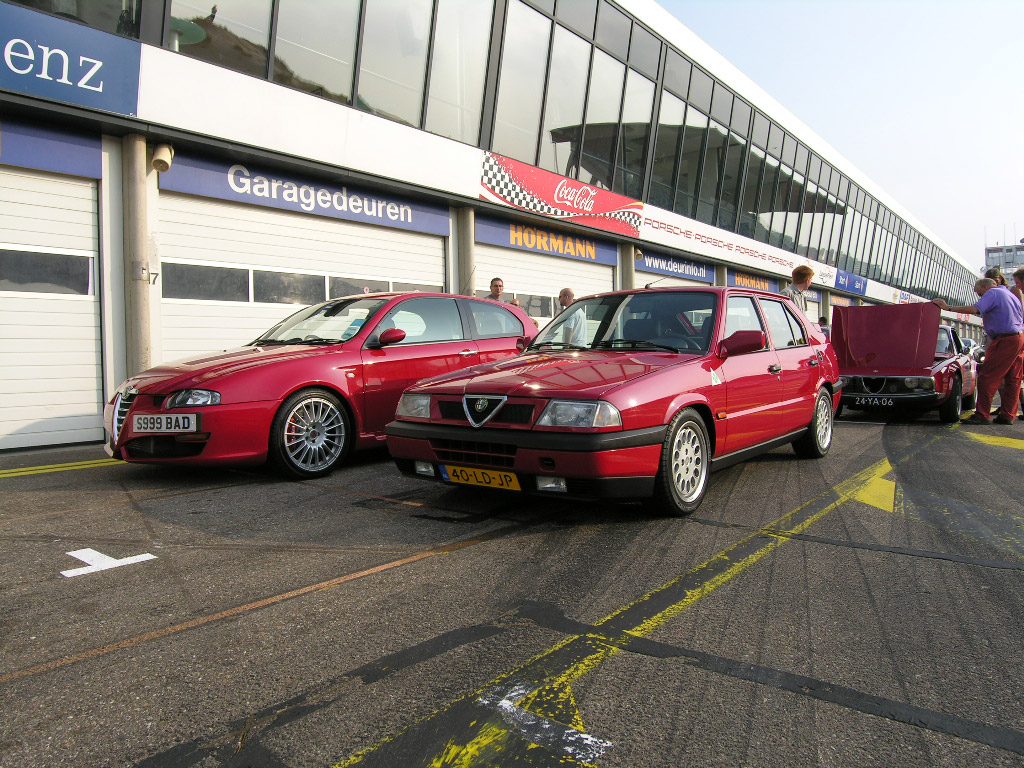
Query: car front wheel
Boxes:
[
  {"xmin": 938, "ymin": 376, "xmax": 962, "ymax": 423},
  {"xmin": 269, "ymin": 388, "xmax": 351, "ymax": 479},
  {"xmin": 793, "ymin": 388, "xmax": 833, "ymax": 458},
  {"xmin": 653, "ymin": 408, "xmax": 710, "ymax": 517}
]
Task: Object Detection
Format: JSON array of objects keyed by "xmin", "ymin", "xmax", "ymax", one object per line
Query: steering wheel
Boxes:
[{"xmin": 660, "ymin": 333, "xmax": 700, "ymax": 351}]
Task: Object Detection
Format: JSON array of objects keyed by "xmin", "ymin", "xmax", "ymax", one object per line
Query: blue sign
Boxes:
[
  {"xmin": 727, "ymin": 270, "xmax": 779, "ymax": 293},
  {"xmin": 835, "ymin": 269, "xmax": 868, "ymax": 296},
  {"xmin": 475, "ymin": 216, "xmax": 617, "ymax": 266},
  {"xmin": 636, "ymin": 251, "xmax": 714, "ymax": 283},
  {"xmin": 159, "ymin": 154, "xmax": 452, "ymax": 236},
  {"xmin": 0, "ymin": 2, "xmax": 141, "ymax": 116},
  {"xmin": 0, "ymin": 119, "xmax": 100, "ymax": 178}
]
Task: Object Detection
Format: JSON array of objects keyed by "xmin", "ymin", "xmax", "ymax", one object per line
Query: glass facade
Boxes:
[{"xmin": 30, "ymin": 0, "xmax": 973, "ymax": 304}]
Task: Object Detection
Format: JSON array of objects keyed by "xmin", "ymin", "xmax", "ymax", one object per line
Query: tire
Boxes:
[
  {"xmin": 793, "ymin": 388, "xmax": 833, "ymax": 458},
  {"xmin": 938, "ymin": 376, "xmax": 962, "ymax": 424},
  {"xmin": 652, "ymin": 408, "xmax": 710, "ymax": 516},
  {"xmin": 962, "ymin": 380, "xmax": 977, "ymax": 410},
  {"xmin": 269, "ymin": 388, "xmax": 351, "ymax": 479}
]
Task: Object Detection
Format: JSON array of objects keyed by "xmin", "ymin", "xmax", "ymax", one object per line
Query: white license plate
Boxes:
[
  {"xmin": 854, "ymin": 396, "xmax": 894, "ymax": 407},
  {"xmin": 132, "ymin": 413, "xmax": 199, "ymax": 433}
]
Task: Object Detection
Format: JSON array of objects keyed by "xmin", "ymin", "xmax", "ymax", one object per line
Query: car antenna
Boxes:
[{"xmin": 644, "ymin": 276, "xmax": 668, "ymax": 289}]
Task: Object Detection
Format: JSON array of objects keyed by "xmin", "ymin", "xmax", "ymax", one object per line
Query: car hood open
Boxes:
[
  {"xmin": 832, "ymin": 302, "xmax": 941, "ymax": 374},
  {"xmin": 412, "ymin": 349, "xmax": 694, "ymax": 399}
]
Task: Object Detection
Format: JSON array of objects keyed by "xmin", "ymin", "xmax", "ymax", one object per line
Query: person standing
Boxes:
[
  {"xmin": 558, "ymin": 287, "xmax": 587, "ymax": 346},
  {"xmin": 933, "ymin": 278, "xmax": 1024, "ymax": 424},
  {"xmin": 781, "ymin": 265, "xmax": 814, "ymax": 312},
  {"xmin": 487, "ymin": 277, "xmax": 504, "ymax": 302},
  {"xmin": 1012, "ymin": 267, "xmax": 1024, "ymax": 415}
]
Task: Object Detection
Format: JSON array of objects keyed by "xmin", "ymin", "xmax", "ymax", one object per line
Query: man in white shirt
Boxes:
[
  {"xmin": 559, "ymin": 287, "xmax": 587, "ymax": 346},
  {"xmin": 780, "ymin": 265, "xmax": 814, "ymax": 312}
]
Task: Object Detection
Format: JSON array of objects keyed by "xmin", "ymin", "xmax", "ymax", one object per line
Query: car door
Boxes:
[
  {"xmin": 463, "ymin": 298, "xmax": 529, "ymax": 364},
  {"xmin": 716, "ymin": 294, "xmax": 784, "ymax": 454},
  {"xmin": 758, "ymin": 297, "xmax": 820, "ymax": 432},
  {"xmin": 360, "ymin": 297, "xmax": 480, "ymax": 435}
]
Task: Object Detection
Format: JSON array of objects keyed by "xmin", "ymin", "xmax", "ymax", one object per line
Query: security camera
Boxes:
[{"xmin": 151, "ymin": 144, "xmax": 174, "ymax": 173}]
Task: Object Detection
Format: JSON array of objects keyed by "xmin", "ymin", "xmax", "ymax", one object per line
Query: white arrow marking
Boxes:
[{"xmin": 61, "ymin": 548, "xmax": 157, "ymax": 577}]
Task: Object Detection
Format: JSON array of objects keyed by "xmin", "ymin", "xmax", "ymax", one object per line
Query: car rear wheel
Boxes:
[
  {"xmin": 938, "ymin": 376, "xmax": 962, "ymax": 423},
  {"xmin": 269, "ymin": 388, "xmax": 351, "ymax": 479},
  {"xmin": 961, "ymin": 379, "xmax": 977, "ymax": 411},
  {"xmin": 793, "ymin": 388, "xmax": 833, "ymax": 458},
  {"xmin": 653, "ymin": 408, "xmax": 710, "ymax": 516}
]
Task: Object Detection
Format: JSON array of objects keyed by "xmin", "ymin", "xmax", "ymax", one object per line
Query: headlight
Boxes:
[
  {"xmin": 166, "ymin": 389, "xmax": 221, "ymax": 408},
  {"xmin": 537, "ymin": 400, "xmax": 621, "ymax": 428},
  {"xmin": 904, "ymin": 377, "xmax": 922, "ymax": 389},
  {"xmin": 396, "ymin": 393, "xmax": 431, "ymax": 419}
]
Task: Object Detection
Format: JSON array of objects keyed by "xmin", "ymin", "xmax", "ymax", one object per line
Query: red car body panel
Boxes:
[
  {"xmin": 385, "ymin": 286, "xmax": 840, "ymax": 505},
  {"xmin": 104, "ymin": 293, "xmax": 537, "ymax": 468}
]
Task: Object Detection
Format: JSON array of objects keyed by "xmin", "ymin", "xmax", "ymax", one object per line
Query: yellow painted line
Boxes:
[
  {"xmin": 964, "ymin": 432, "xmax": 1024, "ymax": 450},
  {"xmin": 0, "ymin": 458, "xmax": 120, "ymax": 478}
]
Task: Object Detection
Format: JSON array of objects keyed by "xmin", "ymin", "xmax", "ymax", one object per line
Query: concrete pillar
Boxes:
[
  {"xmin": 122, "ymin": 134, "xmax": 151, "ymax": 376},
  {"xmin": 455, "ymin": 207, "xmax": 475, "ymax": 296},
  {"xmin": 618, "ymin": 243, "xmax": 636, "ymax": 290},
  {"xmin": 715, "ymin": 264, "xmax": 728, "ymax": 286}
]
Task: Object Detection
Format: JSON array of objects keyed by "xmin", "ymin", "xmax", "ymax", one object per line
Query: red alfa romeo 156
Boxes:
[
  {"xmin": 105, "ymin": 292, "xmax": 536, "ymax": 478},
  {"xmin": 385, "ymin": 286, "xmax": 841, "ymax": 515}
]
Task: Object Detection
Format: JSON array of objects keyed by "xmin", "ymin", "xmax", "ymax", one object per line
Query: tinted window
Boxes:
[
  {"xmin": 253, "ymin": 271, "xmax": 326, "ymax": 304},
  {"xmin": 357, "ymin": 0, "xmax": 433, "ymax": 127},
  {"xmin": 664, "ymin": 50, "xmax": 691, "ymax": 98},
  {"xmin": 514, "ymin": 293, "xmax": 555, "ymax": 318},
  {"xmin": 628, "ymin": 24, "xmax": 660, "ymax": 78},
  {"xmin": 8, "ymin": 0, "xmax": 142, "ymax": 37},
  {"xmin": 751, "ymin": 112, "xmax": 769, "ymax": 149},
  {"xmin": 170, "ymin": 0, "xmax": 272, "ymax": 78},
  {"xmin": 0, "ymin": 250, "xmax": 91, "ymax": 295},
  {"xmin": 688, "ymin": 68, "xmax": 713, "ymax": 114},
  {"xmin": 539, "ymin": 26, "xmax": 592, "ymax": 175},
  {"xmin": 674, "ymin": 106, "xmax": 707, "ymax": 217},
  {"xmin": 425, "ymin": 0, "xmax": 494, "ymax": 144},
  {"xmin": 614, "ymin": 69, "xmax": 655, "ymax": 198},
  {"xmin": 385, "ymin": 297, "xmax": 465, "ymax": 343},
  {"xmin": 724, "ymin": 295, "xmax": 765, "ymax": 337},
  {"xmin": 760, "ymin": 299, "xmax": 806, "ymax": 347},
  {"xmin": 649, "ymin": 91, "xmax": 685, "ymax": 209},
  {"xmin": 556, "ymin": 0, "xmax": 597, "ymax": 37},
  {"xmin": 731, "ymin": 99, "xmax": 751, "ymax": 136},
  {"xmin": 272, "ymin": 0, "xmax": 359, "ymax": 104},
  {"xmin": 329, "ymin": 277, "xmax": 389, "ymax": 297},
  {"xmin": 162, "ymin": 263, "xmax": 248, "ymax": 302},
  {"xmin": 710, "ymin": 83, "xmax": 733, "ymax": 125},
  {"xmin": 470, "ymin": 300, "xmax": 526, "ymax": 338},
  {"xmin": 595, "ymin": 1, "xmax": 630, "ymax": 59},
  {"xmin": 578, "ymin": 48, "xmax": 625, "ymax": 187}
]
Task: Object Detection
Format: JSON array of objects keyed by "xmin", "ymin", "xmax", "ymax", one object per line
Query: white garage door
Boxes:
[
  {"xmin": 474, "ymin": 244, "xmax": 614, "ymax": 325},
  {"xmin": 0, "ymin": 166, "xmax": 102, "ymax": 450},
  {"xmin": 157, "ymin": 194, "xmax": 446, "ymax": 363}
]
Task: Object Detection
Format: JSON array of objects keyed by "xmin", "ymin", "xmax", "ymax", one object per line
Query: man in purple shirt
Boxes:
[{"xmin": 933, "ymin": 278, "xmax": 1024, "ymax": 424}]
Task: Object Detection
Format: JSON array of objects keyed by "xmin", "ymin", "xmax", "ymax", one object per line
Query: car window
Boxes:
[
  {"xmin": 759, "ymin": 299, "xmax": 807, "ymax": 348},
  {"xmin": 725, "ymin": 295, "xmax": 766, "ymax": 337},
  {"xmin": 469, "ymin": 300, "xmax": 525, "ymax": 339},
  {"xmin": 936, "ymin": 329, "xmax": 953, "ymax": 355},
  {"xmin": 385, "ymin": 298, "xmax": 465, "ymax": 344}
]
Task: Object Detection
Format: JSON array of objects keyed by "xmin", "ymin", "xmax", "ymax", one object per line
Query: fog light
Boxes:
[
  {"xmin": 414, "ymin": 461, "xmax": 435, "ymax": 477},
  {"xmin": 536, "ymin": 476, "xmax": 567, "ymax": 492}
]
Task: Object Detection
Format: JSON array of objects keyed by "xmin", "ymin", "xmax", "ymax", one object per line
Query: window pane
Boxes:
[
  {"xmin": 649, "ymin": 91, "xmax": 685, "ymax": 209},
  {"xmin": 163, "ymin": 263, "xmax": 248, "ymax": 301},
  {"xmin": 783, "ymin": 171, "xmax": 803, "ymax": 250},
  {"xmin": 781, "ymin": 133, "xmax": 796, "ymax": 167},
  {"xmin": 329, "ymin": 277, "xmax": 389, "ymax": 297},
  {"xmin": 737, "ymin": 145, "xmax": 765, "ymax": 238},
  {"xmin": 725, "ymin": 295, "xmax": 765, "ymax": 336},
  {"xmin": 357, "ymin": 0, "xmax": 433, "ymax": 127},
  {"xmin": 794, "ymin": 143, "xmax": 808, "ymax": 175},
  {"xmin": 578, "ymin": 48, "xmax": 625, "ymax": 188},
  {"xmin": 664, "ymin": 49, "xmax": 691, "ymax": 98},
  {"xmin": 696, "ymin": 119, "xmax": 728, "ymax": 224},
  {"xmin": 0, "ymin": 250, "xmax": 90, "ymax": 294},
  {"xmin": 556, "ymin": 0, "xmax": 597, "ymax": 37},
  {"xmin": 272, "ymin": 0, "xmax": 358, "ymax": 104},
  {"xmin": 768, "ymin": 164, "xmax": 791, "ymax": 247},
  {"xmin": 471, "ymin": 300, "xmax": 527, "ymax": 337},
  {"xmin": 614, "ymin": 69, "xmax": 655, "ymax": 198},
  {"xmin": 425, "ymin": 0, "xmax": 494, "ymax": 144},
  {"xmin": 688, "ymin": 68, "xmax": 713, "ymax": 114},
  {"xmin": 766, "ymin": 121, "xmax": 783, "ymax": 157},
  {"xmin": 760, "ymin": 299, "xmax": 799, "ymax": 348},
  {"xmin": 387, "ymin": 297, "xmax": 464, "ymax": 343},
  {"xmin": 731, "ymin": 99, "xmax": 751, "ymax": 136},
  {"xmin": 674, "ymin": 107, "xmax": 707, "ymax": 218},
  {"xmin": 710, "ymin": 83, "xmax": 732, "ymax": 125},
  {"xmin": 170, "ymin": 0, "xmax": 272, "ymax": 77},
  {"xmin": 796, "ymin": 182, "xmax": 820, "ymax": 257},
  {"xmin": 716, "ymin": 133, "xmax": 746, "ymax": 231},
  {"xmin": 253, "ymin": 271, "xmax": 325, "ymax": 304},
  {"xmin": 629, "ymin": 24, "xmax": 660, "ymax": 78},
  {"xmin": 539, "ymin": 26, "xmax": 592, "ymax": 176},
  {"xmin": 595, "ymin": 1, "xmax": 630, "ymax": 59},
  {"xmin": 751, "ymin": 112, "xmax": 769, "ymax": 149},
  {"xmin": 755, "ymin": 155, "xmax": 779, "ymax": 243},
  {"xmin": 492, "ymin": 0, "xmax": 552, "ymax": 162},
  {"xmin": 8, "ymin": 0, "xmax": 142, "ymax": 37}
]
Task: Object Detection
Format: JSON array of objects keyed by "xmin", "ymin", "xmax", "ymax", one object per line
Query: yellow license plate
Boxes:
[{"xmin": 441, "ymin": 464, "xmax": 521, "ymax": 491}]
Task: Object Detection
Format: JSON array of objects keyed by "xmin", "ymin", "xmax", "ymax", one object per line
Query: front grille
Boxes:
[
  {"xmin": 437, "ymin": 400, "xmax": 535, "ymax": 425},
  {"xmin": 113, "ymin": 391, "xmax": 136, "ymax": 439},
  {"xmin": 431, "ymin": 438, "xmax": 517, "ymax": 468},
  {"xmin": 850, "ymin": 377, "xmax": 932, "ymax": 396},
  {"xmin": 123, "ymin": 436, "xmax": 206, "ymax": 459}
]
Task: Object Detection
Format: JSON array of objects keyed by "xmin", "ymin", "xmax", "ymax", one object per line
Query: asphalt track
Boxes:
[{"xmin": 1, "ymin": 408, "xmax": 1023, "ymax": 767}]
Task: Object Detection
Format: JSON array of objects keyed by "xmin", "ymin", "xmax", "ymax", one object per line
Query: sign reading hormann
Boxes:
[
  {"xmin": 159, "ymin": 154, "xmax": 451, "ymax": 236},
  {"xmin": 475, "ymin": 216, "xmax": 617, "ymax": 265}
]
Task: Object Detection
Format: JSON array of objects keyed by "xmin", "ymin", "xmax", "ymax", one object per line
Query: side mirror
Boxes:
[
  {"xmin": 377, "ymin": 327, "xmax": 406, "ymax": 347},
  {"xmin": 516, "ymin": 336, "xmax": 529, "ymax": 352},
  {"xmin": 718, "ymin": 330, "xmax": 766, "ymax": 359}
]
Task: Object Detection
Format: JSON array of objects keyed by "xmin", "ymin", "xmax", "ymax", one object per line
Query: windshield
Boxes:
[
  {"xmin": 529, "ymin": 291, "xmax": 717, "ymax": 354},
  {"xmin": 252, "ymin": 297, "xmax": 389, "ymax": 345}
]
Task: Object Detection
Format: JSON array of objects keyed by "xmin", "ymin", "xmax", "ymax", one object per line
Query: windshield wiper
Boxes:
[
  {"xmin": 253, "ymin": 336, "xmax": 339, "ymax": 346},
  {"xmin": 526, "ymin": 341, "xmax": 589, "ymax": 351},
  {"xmin": 594, "ymin": 339, "xmax": 680, "ymax": 353}
]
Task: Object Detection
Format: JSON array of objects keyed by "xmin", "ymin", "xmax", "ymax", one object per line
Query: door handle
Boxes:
[
  {"xmin": 458, "ymin": 350, "xmax": 478, "ymax": 357},
  {"xmin": 808, "ymin": 358, "xmax": 819, "ymax": 366},
  {"xmin": 768, "ymin": 364, "xmax": 782, "ymax": 374}
]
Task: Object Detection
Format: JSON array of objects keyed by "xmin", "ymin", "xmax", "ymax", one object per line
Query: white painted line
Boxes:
[
  {"xmin": 478, "ymin": 680, "xmax": 613, "ymax": 762},
  {"xmin": 61, "ymin": 548, "xmax": 157, "ymax": 578}
]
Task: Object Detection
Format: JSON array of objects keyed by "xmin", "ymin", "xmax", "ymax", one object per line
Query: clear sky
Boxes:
[{"xmin": 658, "ymin": 0, "xmax": 1024, "ymax": 273}]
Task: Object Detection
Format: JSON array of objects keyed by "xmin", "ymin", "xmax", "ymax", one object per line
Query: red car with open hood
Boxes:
[
  {"xmin": 104, "ymin": 292, "xmax": 536, "ymax": 478},
  {"xmin": 385, "ymin": 286, "xmax": 841, "ymax": 515}
]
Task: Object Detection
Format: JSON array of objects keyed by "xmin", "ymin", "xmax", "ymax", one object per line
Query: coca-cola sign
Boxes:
[{"xmin": 552, "ymin": 179, "xmax": 598, "ymax": 213}]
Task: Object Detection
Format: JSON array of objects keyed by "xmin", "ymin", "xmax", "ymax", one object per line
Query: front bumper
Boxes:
[{"xmin": 838, "ymin": 376, "xmax": 944, "ymax": 409}]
